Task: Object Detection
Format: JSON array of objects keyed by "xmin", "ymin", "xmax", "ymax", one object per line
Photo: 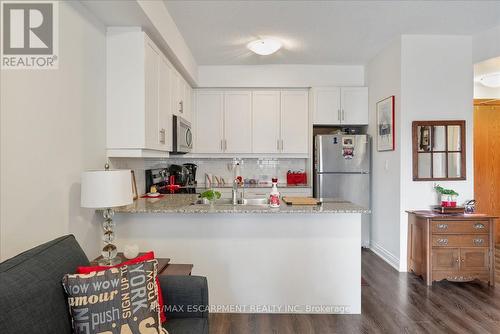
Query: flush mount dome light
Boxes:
[
  {"xmin": 477, "ymin": 72, "xmax": 500, "ymax": 88},
  {"xmin": 247, "ymin": 38, "xmax": 282, "ymax": 56}
]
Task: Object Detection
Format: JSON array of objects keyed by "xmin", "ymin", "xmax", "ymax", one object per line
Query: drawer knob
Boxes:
[
  {"xmin": 473, "ymin": 223, "xmax": 485, "ymax": 229},
  {"xmin": 437, "ymin": 238, "xmax": 449, "ymax": 245},
  {"xmin": 473, "ymin": 238, "xmax": 485, "ymax": 246},
  {"xmin": 437, "ymin": 223, "xmax": 448, "ymax": 230}
]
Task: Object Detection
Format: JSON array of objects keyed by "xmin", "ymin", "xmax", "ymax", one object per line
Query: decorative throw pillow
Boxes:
[
  {"xmin": 76, "ymin": 251, "xmax": 167, "ymax": 323},
  {"xmin": 63, "ymin": 260, "xmax": 167, "ymax": 334}
]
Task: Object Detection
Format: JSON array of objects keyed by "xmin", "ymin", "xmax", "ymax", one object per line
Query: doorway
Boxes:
[{"xmin": 473, "ymin": 99, "xmax": 500, "ymax": 242}]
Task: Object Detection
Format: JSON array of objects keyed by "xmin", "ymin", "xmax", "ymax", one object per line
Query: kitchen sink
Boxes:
[{"xmin": 192, "ymin": 197, "xmax": 268, "ymax": 206}]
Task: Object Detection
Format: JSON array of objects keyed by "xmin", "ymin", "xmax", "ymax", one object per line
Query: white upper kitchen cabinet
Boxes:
[
  {"xmin": 194, "ymin": 90, "xmax": 224, "ymax": 153},
  {"xmin": 311, "ymin": 87, "xmax": 368, "ymax": 125},
  {"xmin": 107, "ymin": 29, "xmax": 172, "ymax": 157},
  {"xmin": 158, "ymin": 55, "xmax": 173, "ymax": 152},
  {"xmin": 340, "ymin": 87, "xmax": 368, "ymax": 125},
  {"xmin": 312, "ymin": 87, "xmax": 341, "ymax": 125},
  {"xmin": 252, "ymin": 90, "xmax": 281, "ymax": 153},
  {"xmin": 280, "ymin": 90, "xmax": 309, "ymax": 154},
  {"xmin": 224, "ymin": 91, "xmax": 252, "ymax": 153}
]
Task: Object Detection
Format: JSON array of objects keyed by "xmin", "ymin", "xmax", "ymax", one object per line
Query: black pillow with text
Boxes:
[{"xmin": 62, "ymin": 260, "xmax": 167, "ymax": 334}]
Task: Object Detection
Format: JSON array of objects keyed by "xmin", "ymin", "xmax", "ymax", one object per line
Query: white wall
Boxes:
[
  {"xmin": 366, "ymin": 38, "xmax": 402, "ymax": 269},
  {"xmin": 197, "ymin": 65, "xmax": 364, "ymax": 87},
  {"xmin": 399, "ymin": 35, "xmax": 474, "ymax": 270},
  {"xmin": 472, "ymin": 25, "xmax": 500, "ymax": 63},
  {"xmin": 0, "ymin": 2, "xmax": 106, "ymax": 260}
]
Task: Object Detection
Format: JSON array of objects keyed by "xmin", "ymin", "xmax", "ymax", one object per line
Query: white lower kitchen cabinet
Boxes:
[
  {"xmin": 224, "ymin": 91, "xmax": 252, "ymax": 153},
  {"xmin": 280, "ymin": 90, "xmax": 309, "ymax": 154}
]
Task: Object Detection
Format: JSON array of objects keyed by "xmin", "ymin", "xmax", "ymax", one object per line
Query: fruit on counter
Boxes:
[{"xmin": 200, "ymin": 189, "xmax": 222, "ymax": 201}]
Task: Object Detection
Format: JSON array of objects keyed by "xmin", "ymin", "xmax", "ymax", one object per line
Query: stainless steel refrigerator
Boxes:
[{"xmin": 314, "ymin": 134, "xmax": 371, "ymax": 247}]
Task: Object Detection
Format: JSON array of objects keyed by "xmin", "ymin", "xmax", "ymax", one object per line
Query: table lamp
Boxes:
[{"xmin": 81, "ymin": 167, "xmax": 133, "ymax": 266}]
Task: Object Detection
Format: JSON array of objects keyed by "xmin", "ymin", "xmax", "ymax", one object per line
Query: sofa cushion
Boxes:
[
  {"xmin": 163, "ymin": 318, "xmax": 208, "ymax": 334},
  {"xmin": 0, "ymin": 235, "xmax": 89, "ymax": 334}
]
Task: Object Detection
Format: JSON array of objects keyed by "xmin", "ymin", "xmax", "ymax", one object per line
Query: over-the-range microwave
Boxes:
[{"xmin": 171, "ymin": 115, "xmax": 193, "ymax": 154}]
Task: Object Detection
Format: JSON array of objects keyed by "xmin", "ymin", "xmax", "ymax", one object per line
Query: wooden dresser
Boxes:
[{"xmin": 407, "ymin": 211, "xmax": 496, "ymax": 286}]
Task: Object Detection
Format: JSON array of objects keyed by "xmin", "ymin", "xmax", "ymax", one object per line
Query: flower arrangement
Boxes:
[{"xmin": 434, "ymin": 185, "xmax": 459, "ymax": 207}]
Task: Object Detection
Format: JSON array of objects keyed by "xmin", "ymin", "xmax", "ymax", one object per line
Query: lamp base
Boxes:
[{"xmin": 98, "ymin": 257, "xmax": 122, "ymax": 266}]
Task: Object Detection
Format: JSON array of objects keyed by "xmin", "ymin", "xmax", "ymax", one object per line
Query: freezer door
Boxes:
[
  {"xmin": 315, "ymin": 135, "xmax": 370, "ymax": 173},
  {"xmin": 315, "ymin": 173, "xmax": 370, "ymax": 207}
]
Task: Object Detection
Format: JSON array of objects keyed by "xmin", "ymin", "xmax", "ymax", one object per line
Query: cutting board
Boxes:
[{"xmin": 282, "ymin": 197, "xmax": 321, "ymax": 205}]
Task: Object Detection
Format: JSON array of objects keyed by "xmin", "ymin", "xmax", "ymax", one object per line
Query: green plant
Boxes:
[
  {"xmin": 200, "ymin": 189, "xmax": 221, "ymax": 201},
  {"xmin": 434, "ymin": 185, "xmax": 459, "ymax": 196}
]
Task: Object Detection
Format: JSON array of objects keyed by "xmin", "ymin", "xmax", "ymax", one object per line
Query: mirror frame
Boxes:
[{"xmin": 412, "ymin": 120, "xmax": 466, "ymax": 181}]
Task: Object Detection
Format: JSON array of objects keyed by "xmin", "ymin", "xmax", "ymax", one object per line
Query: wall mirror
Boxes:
[{"xmin": 412, "ymin": 120, "xmax": 466, "ymax": 181}]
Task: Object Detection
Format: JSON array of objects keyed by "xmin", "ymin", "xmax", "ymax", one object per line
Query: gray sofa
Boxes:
[{"xmin": 0, "ymin": 235, "xmax": 208, "ymax": 334}]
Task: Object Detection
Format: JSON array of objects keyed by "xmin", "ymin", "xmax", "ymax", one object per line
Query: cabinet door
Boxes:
[
  {"xmin": 340, "ymin": 87, "xmax": 368, "ymax": 125},
  {"xmin": 312, "ymin": 87, "xmax": 341, "ymax": 125},
  {"xmin": 460, "ymin": 248, "xmax": 489, "ymax": 271},
  {"xmin": 171, "ymin": 70, "xmax": 182, "ymax": 117},
  {"xmin": 224, "ymin": 91, "xmax": 252, "ymax": 153},
  {"xmin": 252, "ymin": 90, "xmax": 280, "ymax": 153},
  {"xmin": 183, "ymin": 81, "xmax": 192, "ymax": 122},
  {"xmin": 144, "ymin": 40, "xmax": 160, "ymax": 150},
  {"xmin": 158, "ymin": 56, "xmax": 172, "ymax": 151},
  {"xmin": 432, "ymin": 248, "xmax": 459, "ymax": 271},
  {"xmin": 280, "ymin": 90, "xmax": 309, "ymax": 154},
  {"xmin": 194, "ymin": 91, "xmax": 224, "ymax": 153}
]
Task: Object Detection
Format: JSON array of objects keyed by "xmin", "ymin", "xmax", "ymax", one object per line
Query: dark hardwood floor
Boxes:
[{"xmin": 209, "ymin": 249, "xmax": 500, "ymax": 334}]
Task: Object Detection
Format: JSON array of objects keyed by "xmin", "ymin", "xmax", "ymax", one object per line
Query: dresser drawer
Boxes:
[
  {"xmin": 432, "ymin": 234, "xmax": 489, "ymax": 247},
  {"xmin": 431, "ymin": 220, "xmax": 489, "ymax": 234}
]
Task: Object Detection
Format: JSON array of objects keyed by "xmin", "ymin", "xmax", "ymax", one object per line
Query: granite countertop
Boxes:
[{"xmin": 114, "ymin": 194, "xmax": 369, "ymax": 214}]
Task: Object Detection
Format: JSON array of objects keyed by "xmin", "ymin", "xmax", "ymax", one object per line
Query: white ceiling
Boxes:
[{"xmin": 164, "ymin": 0, "xmax": 500, "ymax": 66}]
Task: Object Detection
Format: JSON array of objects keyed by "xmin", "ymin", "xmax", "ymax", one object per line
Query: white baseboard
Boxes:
[{"xmin": 370, "ymin": 241, "xmax": 400, "ymax": 271}]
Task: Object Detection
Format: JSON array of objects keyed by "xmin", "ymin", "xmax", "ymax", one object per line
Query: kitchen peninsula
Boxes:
[{"xmin": 113, "ymin": 194, "xmax": 368, "ymax": 314}]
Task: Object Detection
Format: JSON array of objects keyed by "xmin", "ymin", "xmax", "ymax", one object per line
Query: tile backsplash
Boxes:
[{"xmin": 110, "ymin": 157, "xmax": 308, "ymax": 194}]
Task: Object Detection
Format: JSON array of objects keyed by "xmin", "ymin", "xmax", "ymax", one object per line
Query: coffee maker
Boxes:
[
  {"xmin": 145, "ymin": 163, "xmax": 197, "ymax": 194},
  {"xmin": 182, "ymin": 163, "xmax": 197, "ymax": 187}
]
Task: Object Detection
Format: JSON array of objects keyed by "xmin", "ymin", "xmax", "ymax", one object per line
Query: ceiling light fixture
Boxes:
[
  {"xmin": 477, "ymin": 72, "xmax": 500, "ymax": 88},
  {"xmin": 247, "ymin": 38, "xmax": 282, "ymax": 56}
]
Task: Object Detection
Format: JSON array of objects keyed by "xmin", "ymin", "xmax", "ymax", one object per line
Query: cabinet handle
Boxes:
[
  {"xmin": 436, "ymin": 223, "xmax": 448, "ymax": 230},
  {"xmin": 224, "ymin": 139, "xmax": 227, "ymax": 151},
  {"xmin": 179, "ymin": 101, "xmax": 183, "ymax": 113},
  {"xmin": 436, "ymin": 238, "xmax": 448, "ymax": 246},
  {"xmin": 473, "ymin": 223, "xmax": 485, "ymax": 229},
  {"xmin": 280, "ymin": 139, "xmax": 284, "ymax": 151},
  {"xmin": 159, "ymin": 128, "xmax": 166, "ymax": 144},
  {"xmin": 220, "ymin": 139, "xmax": 223, "ymax": 151},
  {"xmin": 277, "ymin": 139, "xmax": 280, "ymax": 151},
  {"xmin": 455, "ymin": 258, "xmax": 459, "ymax": 263},
  {"xmin": 337, "ymin": 109, "xmax": 341, "ymax": 121},
  {"xmin": 472, "ymin": 238, "xmax": 484, "ymax": 246},
  {"xmin": 341, "ymin": 109, "xmax": 345, "ymax": 121}
]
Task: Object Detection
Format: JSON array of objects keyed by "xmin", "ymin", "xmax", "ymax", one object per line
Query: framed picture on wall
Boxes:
[{"xmin": 376, "ymin": 96, "xmax": 395, "ymax": 151}]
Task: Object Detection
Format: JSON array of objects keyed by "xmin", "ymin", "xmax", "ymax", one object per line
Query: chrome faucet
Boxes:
[{"xmin": 232, "ymin": 178, "xmax": 239, "ymax": 205}]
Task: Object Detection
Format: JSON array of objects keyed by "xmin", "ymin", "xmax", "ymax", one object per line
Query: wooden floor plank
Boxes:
[{"xmin": 209, "ymin": 249, "xmax": 500, "ymax": 334}]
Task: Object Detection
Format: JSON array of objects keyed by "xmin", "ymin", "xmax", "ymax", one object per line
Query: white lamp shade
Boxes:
[{"xmin": 81, "ymin": 169, "xmax": 133, "ymax": 208}]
